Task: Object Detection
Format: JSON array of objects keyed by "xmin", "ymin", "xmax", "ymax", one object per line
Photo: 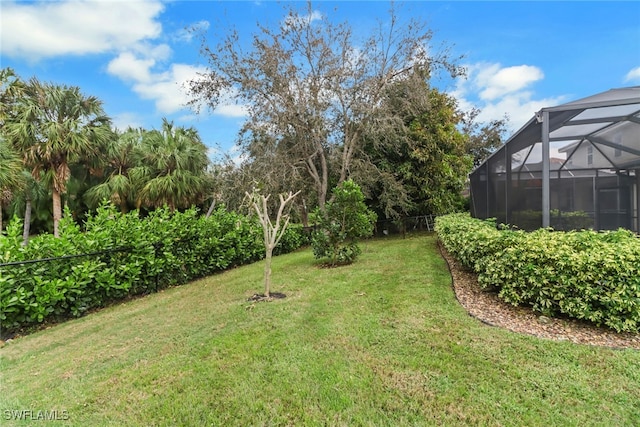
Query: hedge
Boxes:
[
  {"xmin": 0, "ymin": 204, "xmax": 309, "ymax": 334},
  {"xmin": 435, "ymin": 213, "xmax": 640, "ymax": 333}
]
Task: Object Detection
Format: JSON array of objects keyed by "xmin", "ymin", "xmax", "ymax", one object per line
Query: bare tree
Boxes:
[
  {"xmin": 247, "ymin": 190, "xmax": 301, "ymax": 298},
  {"xmin": 190, "ymin": 2, "xmax": 462, "ymax": 211}
]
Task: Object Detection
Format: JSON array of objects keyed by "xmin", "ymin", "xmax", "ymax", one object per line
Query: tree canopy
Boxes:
[
  {"xmin": 0, "ymin": 69, "xmax": 213, "ymax": 237},
  {"xmin": 1, "ymin": 5, "xmax": 507, "ymax": 240},
  {"xmin": 189, "ymin": 2, "xmax": 464, "ymax": 212},
  {"xmin": 131, "ymin": 119, "xmax": 210, "ymax": 211},
  {"xmin": 3, "ymin": 77, "xmax": 113, "ymax": 236},
  {"xmin": 350, "ymin": 73, "xmax": 475, "ymax": 218}
]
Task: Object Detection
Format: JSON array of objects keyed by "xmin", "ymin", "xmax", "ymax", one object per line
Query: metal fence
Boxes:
[
  {"xmin": 0, "ymin": 243, "xmax": 167, "ymax": 295},
  {"xmin": 0, "ymin": 216, "xmax": 438, "ymax": 273},
  {"xmin": 373, "ymin": 215, "xmax": 438, "ymax": 237}
]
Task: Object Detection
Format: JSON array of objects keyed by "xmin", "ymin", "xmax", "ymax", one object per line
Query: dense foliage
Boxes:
[
  {"xmin": 436, "ymin": 213, "xmax": 640, "ymax": 333},
  {"xmin": 3, "ymin": 76, "xmax": 113, "ymax": 237},
  {"xmin": 189, "ymin": 3, "xmax": 473, "ymax": 214},
  {"xmin": 359, "ymin": 84, "xmax": 473, "ymax": 219},
  {"xmin": 0, "ymin": 204, "xmax": 308, "ymax": 334},
  {"xmin": 2, "ymin": 46, "xmax": 502, "ymax": 236},
  {"xmin": 312, "ymin": 180, "xmax": 376, "ymax": 266},
  {"xmin": 0, "ymin": 69, "xmax": 212, "ymax": 239}
]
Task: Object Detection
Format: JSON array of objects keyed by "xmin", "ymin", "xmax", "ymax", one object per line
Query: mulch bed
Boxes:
[
  {"xmin": 247, "ymin": 292, "xmax": 287, "ymax": 302},
  {"xmin": 438, "ymin": 243, "xmax": 640, "ymax": 350}
]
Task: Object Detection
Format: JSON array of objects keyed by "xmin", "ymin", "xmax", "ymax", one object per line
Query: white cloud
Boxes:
[
  {"xmin": 215, "ymin": 104, "xmax": 249, "ymax": 118},
  {"xmin": 106, "ymin": 44, "xmax": 248, "ymax": 117},
  {"xmin": 452, "ymin": 62, "xmax": 565, "ymax": 133},
  {"xmin": 107, "ymin": 52, "xmax": 156, "ymax": 84},
  {"xmin": 142, "ymin": 43, "xmax": 173, "ymax": 62},
  {"xmin": 0, "ymin": 0, "xmax": 164, "ymax": 60},
  {"xmin": 128, "ymin": 63, "xmax": 209, "ymax": 114},
  {"xmin": 111, "ymin": 112, "xmax": 144, "ymax": 132},
  {"xmin": 471, "ymin": 64, "xmax": 545, "ymax": 101},
  {"xmin": 177, "ymin": 114, "xmax": 198, "ymax": 123},
  {"xmin": 175, "ymin": 20, "xmax": 210, "ymax": 43},
  {"xmin": 624, "ymin": 66, "xmax": 640, "ymax": 83}
]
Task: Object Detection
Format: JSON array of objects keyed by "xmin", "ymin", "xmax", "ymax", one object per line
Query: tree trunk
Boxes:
[
  {"xmin": 305, "ymin": 142, "xmax": 329, "ymax": 211},
  {"xmin": 305, "ymin": 154, "xmax": 326, "ymax": 211},
  {"xmin": 249, "ymin": 190, "xmax": 300, "ymax": 298},
  {"xmin": 52, "ymin": 189, "xmax": 62, "ymax": 238},
  {"xmin": 264, "ymin": 247, "xmax": 273, "ymax": 297},
  {"xmin": 22, "ymin": 197, "xmax": 32, "ymax": 246},
  {"xmin": 339, "ymin": 130, "xmax": 358, "ymax": 184},
  {"xmin": 300, "ymin": 198, "xmax": 308, "ymax": 227},
  {"xmin": 319, "ymin": 145, "xmax": 328, "ymax": 210},
  {"xmin": 205, "ymin": 198, "xmax": 216, "ymax": 218}
]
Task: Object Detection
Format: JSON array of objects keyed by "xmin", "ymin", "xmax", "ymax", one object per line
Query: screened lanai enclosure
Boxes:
[{"xmin": 470, "ymin": 87, "xmax": 640, "ymax": 232}]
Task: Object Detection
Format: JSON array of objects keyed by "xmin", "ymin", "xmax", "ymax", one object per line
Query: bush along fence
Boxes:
[
  {"xmin": 0, "ymin": 204, "xmax": 309, "ymax": 336},
  {"xmin": 435, "ymin": 213, "xmax": 640, "ymax": 333}
]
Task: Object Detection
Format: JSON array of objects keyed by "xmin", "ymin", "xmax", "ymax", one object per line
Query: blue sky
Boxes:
[{"xmin": 1, "ymin": 1, "xmax": 639, "ymax": 162}]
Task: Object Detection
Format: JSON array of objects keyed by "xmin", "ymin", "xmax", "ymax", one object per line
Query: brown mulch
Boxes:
[
  {"xmin": 247, "ymin": 292, "xmax": 287, "ymax": 302},
  {"xmin": 438, "ymin": 243, "xmax": 640, "ymax": 350}
]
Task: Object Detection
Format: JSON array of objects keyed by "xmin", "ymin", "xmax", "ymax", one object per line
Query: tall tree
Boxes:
[
  {"xmin": 0, "ymin": 68, "xmax": 25, "ymax": 125},
  {"xmin": 189, "ymin": 2, "xmax": 462, "ymax": 211},
  {"xmin": 404, "ymin": 89, "xmax": 472, "ymax": 215},
  {"xmin": 355, "ymin": 81, "xmax": 473, "ymax": 218},
  {"xmin": 0, "ymin": 68, "xmax": 28, "ymax": 233},
  {"xmin": 3, "ymin": 78, "xmax": 112, "ymax": 237},
  {"xmin": 0, "ymin": 138, "xmax": 23, "ymax": 231},
  {"xmin": 131, "ymin": 119, "xmax": 210, "ymax": 211},
  {"xmin": 85, "ymin": 127, "xmax": 144, "ymax": 213}
]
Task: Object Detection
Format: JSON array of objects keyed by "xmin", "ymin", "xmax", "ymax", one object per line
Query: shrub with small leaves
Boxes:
[
  {"xmin": 312, "ymin": 180, "xmax": 377, "ymax": 266},
  {"xmin": 0, "ymin": 203, "xmax": 306, "ymax": 334},
  {"xmin": 436, "ymin": 214, "xmax": 640, "ymax": 333}
]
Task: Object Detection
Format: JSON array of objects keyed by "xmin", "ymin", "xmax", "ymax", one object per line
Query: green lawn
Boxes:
[{"xmin": 1, "ymin": 234, "xmax": 639, "ymax": 426}]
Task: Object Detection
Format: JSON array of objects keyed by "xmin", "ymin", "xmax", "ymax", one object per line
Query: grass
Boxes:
[{"xmin": 1, "ymin": 233, "xmax": 639, "ymax": 426}]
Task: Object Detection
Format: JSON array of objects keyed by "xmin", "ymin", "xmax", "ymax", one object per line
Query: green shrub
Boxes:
[
  {"xmin": 434, "ymin": 213, "xmax": 519, "ymax": 274},
  {"xmin": 273, "ymin": 224, "xmax": 310, "ymax": 256},
  {"xmin": 312, "ymin": 180, "xmax": 377, "ymax": 266},
  {"xmin": 0, "ymin": 203, "xmax": 305, "ymax": 334},
  {"xmin": 436, "ymin": 214, "xmax": 640, "ymax": 333},
  {"xmin": 550, "ymin": 209, "xmax": 594, "ymax": 231}
]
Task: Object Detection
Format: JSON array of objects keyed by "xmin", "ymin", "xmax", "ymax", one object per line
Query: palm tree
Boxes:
[
  {"xmin": 0, "ymin": 138, "xmax": 23, "ymax": 231},
  {"xmin": 4, "ymin": 78, "xmax": 112, "ymax": 237},
  {"xmin": 7, "ymin": 170, "xmax": 49, "ymax": 245},
  {"xmin": 132, "ymin": 119, "xmax": 210, "ymax": 211},
  {"xmin": 0, "ymin": 67, "xmax": 25, "ymax": 124},
  {"xmin": 0, "ymin": 68, "xmax": 26, "ymax": 231},
  {"xmin": 85, "ymin": 127, "xmax": 143, "ymax": 213}
]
